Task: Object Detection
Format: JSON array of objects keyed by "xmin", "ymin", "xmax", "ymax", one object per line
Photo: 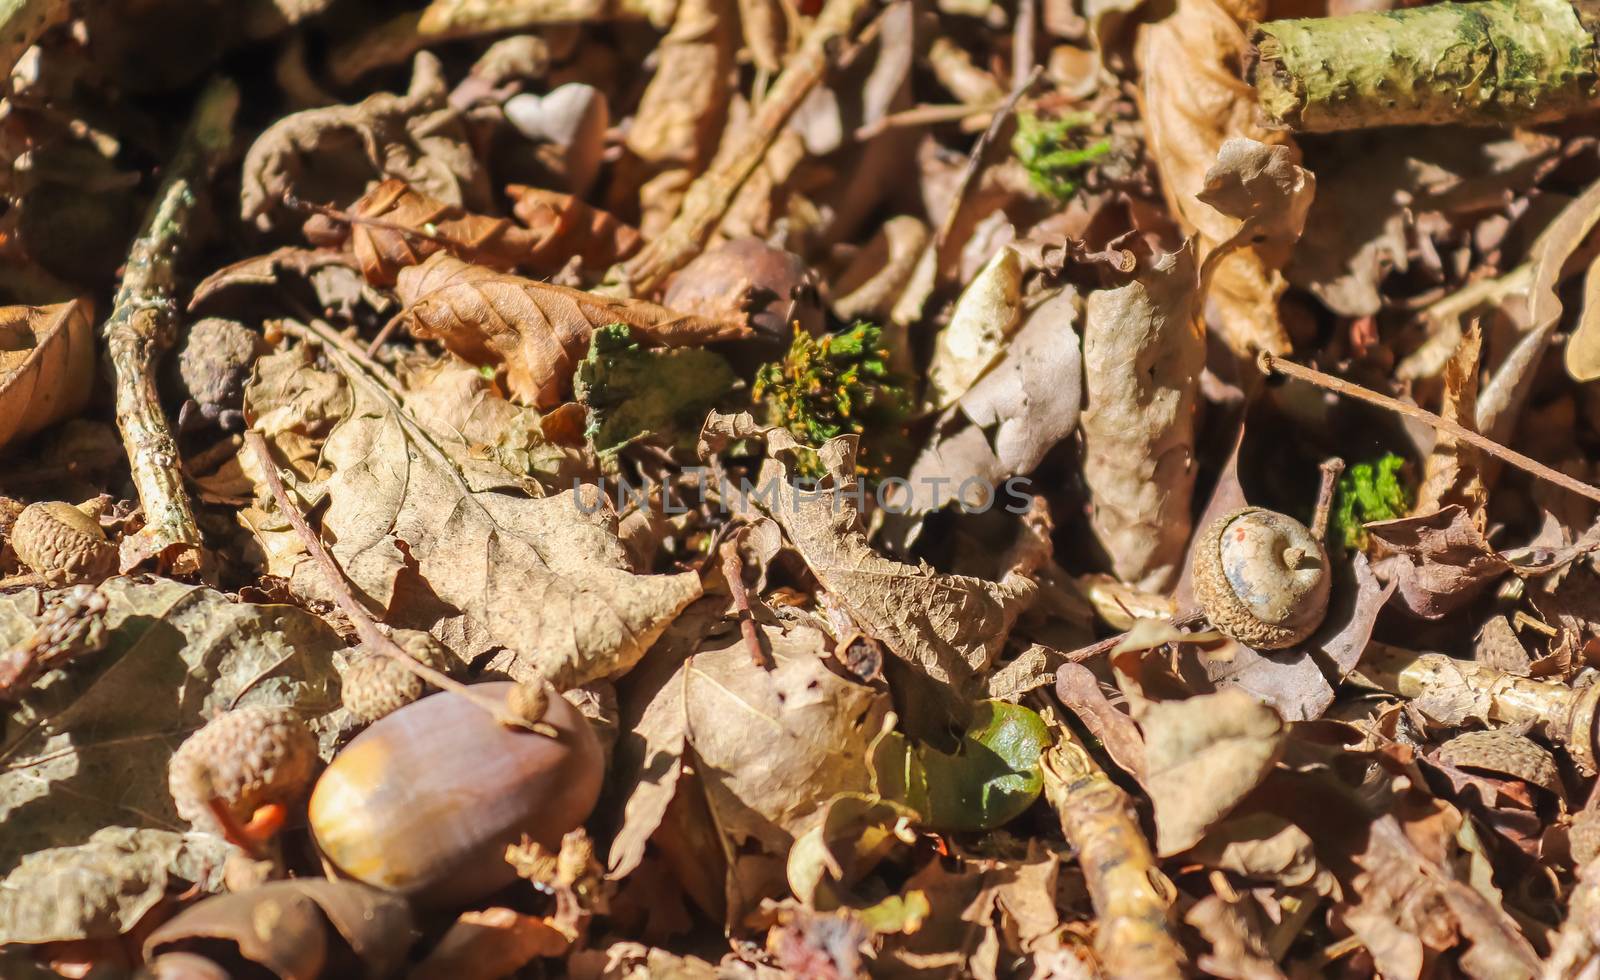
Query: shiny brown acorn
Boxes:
[{"xmin": 308, "ymin": 681, "xmax": 603, "ymax": 907}]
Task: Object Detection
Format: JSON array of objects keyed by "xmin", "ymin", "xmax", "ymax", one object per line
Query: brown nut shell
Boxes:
[
  {"xmin": 11, "ymin": 501, "xmax": 116, "ymax": 584},
  {"xmin": 1191, "ymin": 507, "xmax": 1330, "ymax": 650},
  {"xmin": 167, "ymin": 705, "xmax": 318, "ymax": 833},
  {"xmin": 308, "ymin": 681, "xmax": 604, "ymax": 907}
]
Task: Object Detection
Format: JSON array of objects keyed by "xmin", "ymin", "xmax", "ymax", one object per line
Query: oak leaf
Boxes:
[
  {"xmin": 394, "ymin": 253, "xmax": 749, "ymax": 409},
  {"xmin": 248, "ymin": 333, "xmax": 702, "ymax": 687}
]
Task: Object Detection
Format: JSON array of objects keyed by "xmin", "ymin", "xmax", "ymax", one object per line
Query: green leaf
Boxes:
[{"xmin": 871, "ymin": 701, "xmax": 1050, "ymax": 831}]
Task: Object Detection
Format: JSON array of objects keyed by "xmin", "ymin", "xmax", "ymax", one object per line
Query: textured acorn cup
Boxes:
[
  {"xmin": 1191, "ymin": 507, "xmax": 1331, "ymax": 650},
  {"xmin": 167, "ymin": 705, "xmax": 318, "ymax": 833},
  {"xmin": 308, "ymin": 681, "xmax": 604, "ymax": 907},
  {"xmin": 11, "ymin": 501, "xmax": 117, "ymax": 584},
  {"xmin": 340, "ymin": 630, "xmax": 452, "ymax": 724}
]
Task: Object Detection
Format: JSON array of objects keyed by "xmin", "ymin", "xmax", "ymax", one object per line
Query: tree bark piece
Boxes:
[
  {"xmin": 105, "ymin": 77, "xmax": 238, "ymax": 575},
  {"xmin": 1251, "ymin": 0, "xmax": 1600, "ymax": 133}
]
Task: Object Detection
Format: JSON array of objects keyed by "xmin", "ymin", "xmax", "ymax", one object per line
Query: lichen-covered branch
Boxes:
[
  {"xmin": 104, "ymin": 77, "xmax": 238, "ymax": 575},
  {"xmin": 1357, "ymin": 643, "xmax": 1600, "ymax": 772},
  {"xmin": 615, "ymin": 0, "xmax": 874, "ymax": 296},
  {"xmin": 1251, "ymin": 0, "xmax": 1600, "ymax": 132},
  {"xmin": 1042, "ymin": 738, "xmax": 1185, "ymax": 980}
]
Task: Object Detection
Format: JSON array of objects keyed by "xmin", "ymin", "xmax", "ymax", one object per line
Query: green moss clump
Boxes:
[
  {"xmin": 1334, "ymin": 453, "xmax": 1412, "ymax": 550},
  {"xmin": 753, "ymin": 322, "xmax": 906, "ymax": 475},
  {"xmin": 575, "ymin": 323, "xmax": 735, "ymax": 454},
  {"xmin": 1011, "ymin": 112, "xmax": 1112, "ymax": 204}
]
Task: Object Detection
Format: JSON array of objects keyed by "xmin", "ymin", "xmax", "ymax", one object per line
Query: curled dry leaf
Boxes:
[
  {"xmin": 0, "ymin": 577, "xmax": 343, "ymax": 872},
  {"xmin": 1136, "ymin": 688, "xmax": 1286, "ymax": 856},
  {"xmin": 411, "ymin": 907, "xmax": 573, "ymax": 980},
  {"xmin": 240, "ymin": 52, "xmax": 489, "ymax": 231},
  {"xmin": 393, "ymin": 253, "xmax": 748, "ymax": 409},
  {"xmin": 1080, "ymin": 241, "xmax": 1202, "ymax": 592},
  {"xmin": 188, "ymin": 247, "xmax": 364, "ymax": 309},
  {"xmin": 897, "ymin": 287, "xmax": 1083, "ymax": 517},
  {"xmin": 924, "ymin": 244, "xmax": 1023, "ymax": 409},
  {"xmin": 143, "ymin": 879, "xmax": 416, "ymax": 980},
  {"xmin": 0, "ymin": 299, "xmax": 94, "ymax": 454},
  {"xmin": 507, "ymin": 184, "xmax": 642, "ymax": 272},
  {"xmin": 0, "ymin": 828, "xmax": 227, "ymax": 945},
  {"xmin": 700, "ymin": 413, "xmax": 1036, "ymax": 731},
  {"xmin": 1139, "ymin": 0, "xmax": 1303, "ymax": 355},
  {"xmin": 1367, "ymin": 504, "xmax": 1513, "ymax": 619}
]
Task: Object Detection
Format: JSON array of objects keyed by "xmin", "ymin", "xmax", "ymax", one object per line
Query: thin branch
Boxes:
[
  {"xmin": 719, "ymin": 537, "xmax": 771, "ymax": 669},
  {"xmin": 105, "ymin": 77, "xmax": 238, "ymax": 575},
  {"xmin": 1258, "ymin": 352, "xmax": 1600, "ymax": 506},
  {"xmin": 1311, "ymin": 457, "xmax": 1344, "ymax": 542},
  {"xmin": 243, "ymin": 430, "xmax": 541, "ymax": 733}
]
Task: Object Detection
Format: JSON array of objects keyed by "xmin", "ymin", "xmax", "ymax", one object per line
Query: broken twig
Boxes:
[{"xmin": 105, "ymin": 77, "xmax": 238, "ymax": 575}]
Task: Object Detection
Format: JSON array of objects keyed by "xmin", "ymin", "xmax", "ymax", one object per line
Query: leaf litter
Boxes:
[{"xmin": 9, "ymin": 0, "xmax": 1600, "ymax": 976}]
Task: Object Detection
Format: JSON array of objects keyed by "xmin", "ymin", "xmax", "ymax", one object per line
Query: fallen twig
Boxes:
[
  {"xmin": 1040, "ymin": 724, "xmax": 1185, "ymax": 979},
  {"xmin": 244, "ymin": 430, "xmax": 547, "ymax": 734},
  {"xmin": 1259, "ymin": 352, "xmax": 1600, "ymax": 506},
  {"xmin": 1355, "ymin": 642, "xmax": 1600, "ymax": 772},
  {"xmin": 615, "ymin": 0, "xmax": 876, "ymax": 296},
  {"xmin": 105, "ymin": 77, "xmax": 238, "ymax": 575},
  {"xmin": 719, "ymin": 536, "xmax": 771, "ymax": 670}
]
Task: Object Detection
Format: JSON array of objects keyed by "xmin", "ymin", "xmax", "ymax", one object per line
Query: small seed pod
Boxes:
[
  {"xmin": 339, "ymin": 630, "xmax": 451, "ymax": 724},
  {"xmin": 167, "ymin": 705, "xmax": 318, "ymax": 840},
  {"xmin": 1191, "ymin": 507, "xmax": 1330, "ymax": 650},
  {"xmin": 10, "ymin": 501, "xmax": 117, "ymax": 585},
  {"xmin": 308, "ymin": 681, "xmax": 603, "ymax": 907}
]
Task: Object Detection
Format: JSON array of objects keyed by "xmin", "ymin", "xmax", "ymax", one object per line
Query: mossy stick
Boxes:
[
  {"xmin": 105, "ymin": 77, "xmax": 238, "ymax": 575},
  {"xmin": 1251, "ymin": 0, "xmax": 1600, "ymax": 132}
]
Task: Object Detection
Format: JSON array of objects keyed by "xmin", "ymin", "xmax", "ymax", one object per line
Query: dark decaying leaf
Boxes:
[{"xmin": 143, "ymin": 879, "xmax": 416, "ymax": 980}]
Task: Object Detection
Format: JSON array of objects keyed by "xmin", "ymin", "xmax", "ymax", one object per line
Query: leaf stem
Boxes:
[
  {"xmin": 243, "ymin": 429, "xmax": 533, "ymax": 731},
  {"xmin": 1258, "ymin": 352, "xmax": 1600, "ymax": 506}
]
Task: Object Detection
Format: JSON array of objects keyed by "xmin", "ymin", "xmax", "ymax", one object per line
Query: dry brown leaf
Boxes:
[
  {"xmin": 507, "ymin": 184, "xmax": 643, "ymax": 272},
  {"xmin": 685, "ymin": 623, "xmax": 892, "ymax": 854},
  {"xmin": 1136, "ymin": 688, "xmax": 1285, "ymax": 856},
  {"xmin": 394, "ymin": 253, "xmax": 748, "ymax": 409},
  {"xmin": 896, "ymin": 288, "xmax": 1082, "ymax": 517},
  {"xmin": 1367, "ymin": 505, "xmax": 1513, "ymax": 619},
  {"xmin": 701, "ymin": 414, "xmax": 1036, "ymax": 731},
  {"xmin": 411, "ymin": 907, "xmax": 573, "ymax": 979},
  {"xmin": 247, "ymin": 332, "xmax": 702, "ymax": 687},
  {"xmin": 1196, "ymin": 138, "xmax": 1314, "ymax": 284},
  {"xmin": 924, "ymin": 244, "xmax": 1023, "ymax": 410},
  {"xmin": 1139, "ymin": 0, "xmax": 1301, "ymax": 355},
  {"xmin": 304, "ymin": 178, "xmax": 542, "ymax": 287},
  {"xmin": 1080, "ymin": 242, "xmax": 1202, "ymax": 592},
  {"xmin": 1344, "ymin": 815, "xmax": 1539, "ymax": 980},
  {"xmin": 1416, "ymin": 325, "xmax": 1486, "ymax": 516},
  {"xmin": 188, "ymin": 247, "xmax": 364, "ymax": 309},
  {"xmin": 1055, "ymin": 662, "xmax": 1147, "ymax": 786},
  {"xmin": 239, "ymin": 52, "xmax": 489, "ymax": 232},
  {"xmin": 1185, "ymin": 894, "xmax": 1287, "ymax": 980},
  {"xmin": 0, "ymin": 300, "xmax": 94, "ymax": 454}
]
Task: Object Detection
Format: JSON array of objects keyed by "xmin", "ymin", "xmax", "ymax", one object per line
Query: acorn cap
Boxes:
[
  {"xmin": 339, "ymin": 630, "xmax": 452, "ymax": 724},
  {"xmin": 1191, "ymin": 507, "xmax": 1330, "ymax": 650},
  {"xmin": 167, "ymin": 705, "xmax": 318, "ymax": 832},
  {"xmin": 11, "ymin": 501, "xmax": 116, "ymax": 584}
]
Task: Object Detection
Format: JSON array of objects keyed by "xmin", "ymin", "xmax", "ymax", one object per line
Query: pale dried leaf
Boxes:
[
  {"xmin": 1139, "ymin": 0, "xmax": 1299, "ymax": 355},
  {"xmin": 0, "ymin": 300, "xmax": 94, "ymax": 454},
  {"xmin": 1080, "ymin": 242, "xmax": 1202, "ymax": 592},
  {"xmin": 1416, "ymin": 325, "xmax": 1485, "ymax": 515},
  {"xmin": 1137, "ymin": 688, "xmax": 1285, "ymax": 856},
  {"xmin": 925, "ymin": 244, "xmax": 1023, "ymax": 409},
  {"xmin": 412, "ymin": 907, "xmax": 573, "ymax": 979}
]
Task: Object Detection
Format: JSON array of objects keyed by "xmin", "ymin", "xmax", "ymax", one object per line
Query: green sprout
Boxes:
[
  {"xmin": 1334, "ymin": 453, "xmax": 1412, "ymax": 550},
  {"xmin": 1011, "ymin": 112, "xmax": 1112, "ymax": 204},
  {"xmin": 753, "ymin": 322, "xmax": 906, "ymax": 476}
]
